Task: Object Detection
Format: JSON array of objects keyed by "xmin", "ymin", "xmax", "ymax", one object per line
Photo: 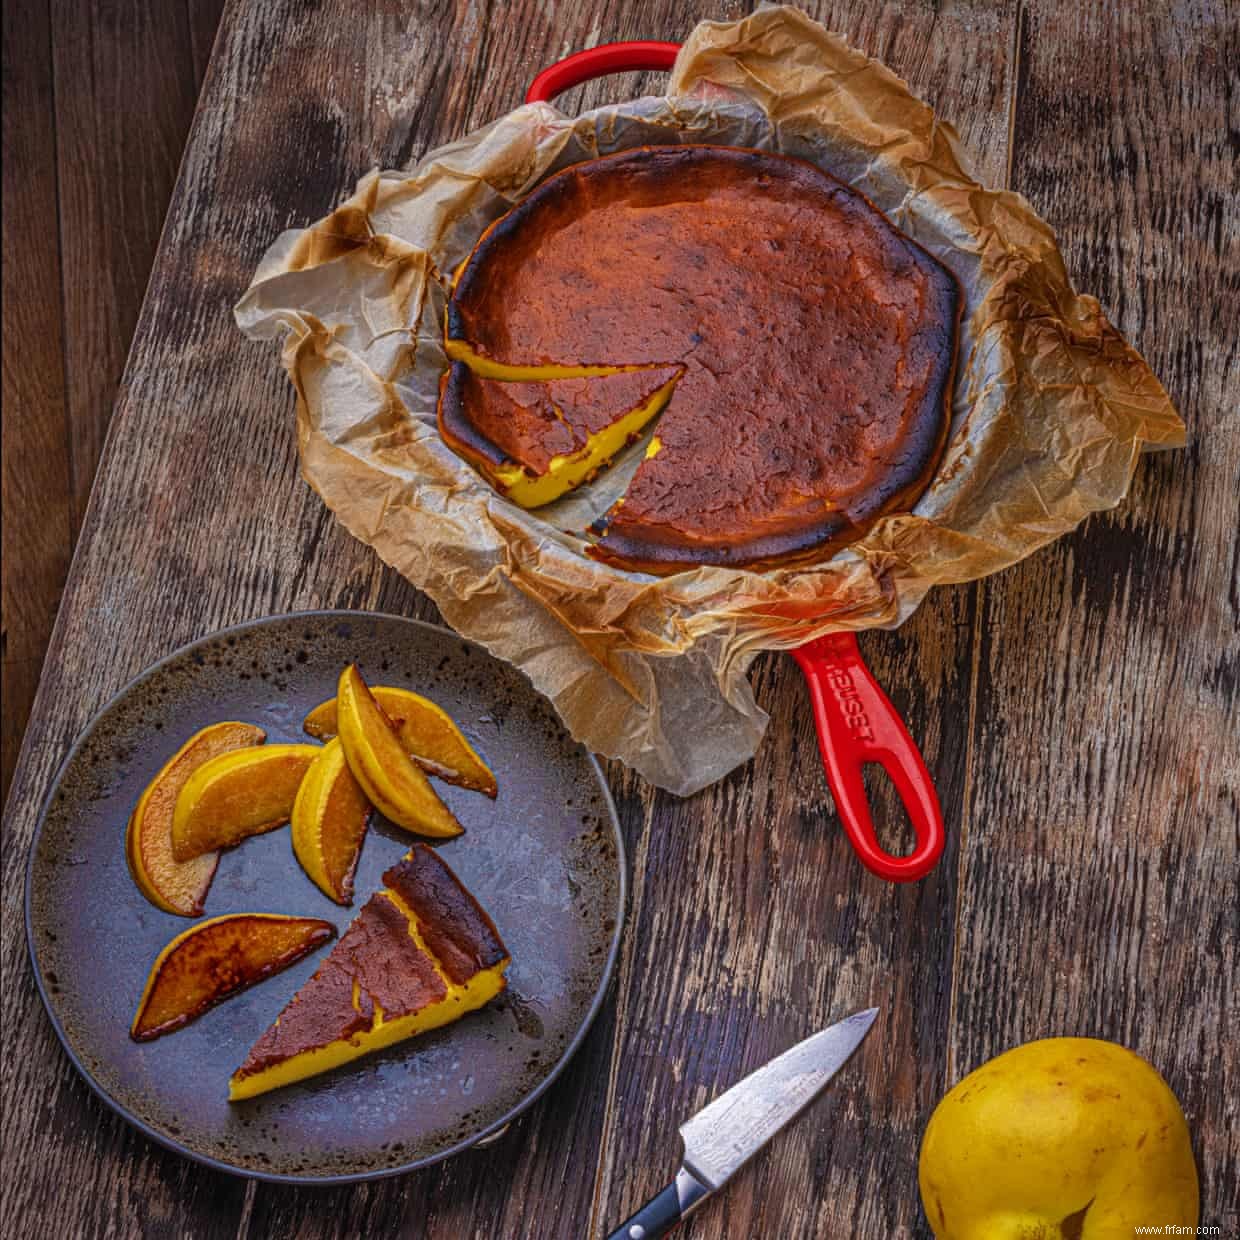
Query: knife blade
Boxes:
[{"xmin": 604, "ymin": 1008, "xmax": 878, "ymax": 1240}]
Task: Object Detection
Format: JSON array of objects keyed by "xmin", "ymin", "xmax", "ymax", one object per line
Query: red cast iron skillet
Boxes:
[{"xmin": 527, "ymin": 43, "xmax": 945, "ymax": 884}]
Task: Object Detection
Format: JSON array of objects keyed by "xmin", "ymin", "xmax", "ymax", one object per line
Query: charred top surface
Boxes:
[
  {"xmin": 234, "ymin": 896, "xmax": 446, "ymax": 1077},
  {"xmin": 447, "ymin": 145, "xmax": 961, "ymax": 570},
  {"xmin": 383, "ymin": 846, "xmax": 509, "ymax": 987}
]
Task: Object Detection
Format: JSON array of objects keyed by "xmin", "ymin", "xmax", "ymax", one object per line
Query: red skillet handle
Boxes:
[
  {"xmin": 526, "ymin": 41, "xmax": 682, "ymax": 104},
  {"xmin": 791, "ymin": 633, "xmax": 944, "ymax": 882}
]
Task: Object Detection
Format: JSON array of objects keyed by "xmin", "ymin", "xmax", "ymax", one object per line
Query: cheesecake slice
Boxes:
[
  {"xmin": 438, "ymin": 361, "xmax": 682, "ymax": 508},
  {"xmin": 229, "ymin": 845, "xmax": 509, "ymax": 1100}
]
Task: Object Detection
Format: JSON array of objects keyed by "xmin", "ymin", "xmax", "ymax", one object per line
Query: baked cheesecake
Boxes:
[
  {"xmin": 442, "ymin": 145, "xmax": 961, "ymax": 571},
  {"xmin": 229, "ymin": 845, "xmax": 509, "ymax": 1099}
]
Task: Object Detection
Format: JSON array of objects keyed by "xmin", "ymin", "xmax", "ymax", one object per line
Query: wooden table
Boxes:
[
  {"xmin": 1, "ymin": 0, "xmax": 228, "ymax": 795},
  {"xmin": 3, "ymin": 2, "xmax": 1236, "ymax": 1235}
]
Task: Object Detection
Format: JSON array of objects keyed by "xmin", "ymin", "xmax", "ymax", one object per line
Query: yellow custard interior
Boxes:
[
  {"xmin": 443, "ymin": 337, "xmax": 641, "ymax": 381},
  {"xmin": 491, "ymin": 372, "xmax": 680, "ymax": 507}
]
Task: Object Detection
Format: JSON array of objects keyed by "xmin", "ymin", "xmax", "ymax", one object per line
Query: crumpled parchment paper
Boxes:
[{"xmin": 236, "ymin": 5, "xmax": 1184, "ymax": 795}]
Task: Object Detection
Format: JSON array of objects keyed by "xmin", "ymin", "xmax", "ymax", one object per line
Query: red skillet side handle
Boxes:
[
  {"xmin": 791, "ymin": 633, "xmax": 944, "ymax": 882},
  {"xmin": 526, "ymin": 41, "xmax": 682, "ymax": 105}
]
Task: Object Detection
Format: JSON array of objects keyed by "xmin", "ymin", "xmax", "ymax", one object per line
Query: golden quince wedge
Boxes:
[
  {"xmin": 290, "ymin": 738, "xmax": 372, "ymax": 905},
  {"xmin": 336, "ymin": 665, "xmax": 463, "ymax": 838},
  {"xmin": 303, "ymin": 686, "xmax": 496, "ymax": 797},
  {"xmin": 171, "ymin": 744, "xmax": 321, "ymax": 861},
  {"xmin": 131, "ymin": 913, "xmax": 335, "ymax": 1041},
  {"xmin": 126, "ymin": 721, "xmax": 267, "ymax": 916}
]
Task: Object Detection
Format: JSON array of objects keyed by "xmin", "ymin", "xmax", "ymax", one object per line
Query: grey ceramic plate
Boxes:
[{"xmin": 25, "ymin": 611, "xmax": 625, "ymax": 1183}]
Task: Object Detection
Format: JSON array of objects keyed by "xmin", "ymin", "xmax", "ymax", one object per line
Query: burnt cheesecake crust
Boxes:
[
  {"xmin": 443, "ymin": 144, "xmax": 962, "ymax": 571},
  {"xmin": 381, "ymin": 850, "xmax": 507, "ymax": 985},
  {"xmin": 235, "ymin": 895, "xmax": 443, "ymax": 1077},
  {"xmin": 229, "ymin": 845, "xmax": 510, "ymax": 1098}
]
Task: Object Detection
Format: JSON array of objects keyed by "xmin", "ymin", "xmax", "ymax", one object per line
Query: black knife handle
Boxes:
[
  {"xmin": 605, "ymin": 1182, "xmax": 684, "ymax": 1240},
  {"xmin": 605, "ymin": 1167, "xmax": 711, "ymax": 1240}
]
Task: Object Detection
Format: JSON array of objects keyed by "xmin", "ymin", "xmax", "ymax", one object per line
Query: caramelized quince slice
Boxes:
[
  {"xmin": 126, "ymin": 722, "xmax": 266, "ymax": 916},
  {"xmin": 131, "ymin": 913, "xmax": 334, "ymax": 1041},
  {"xmin": 171, "ymin": 744, "xmax": 321, "ymax": 861},
  {"xmin": 303, "ymin": 686, "xmax": 497, "ymax": 797},
  {"xmin": 291, "ymin": 738, "xmax": 371, "ymax": 905},
  {"xmin": 336, "ymin": 665, "xmax": 463, "ymax": 838}
]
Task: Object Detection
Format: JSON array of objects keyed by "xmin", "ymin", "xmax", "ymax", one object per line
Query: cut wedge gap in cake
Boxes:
[
  {"xmin": 442, "ymin": 336, "xmax": 664, "ymax": 382},
  {"xmin": 438, "ymin": 361, "xmax": 683, "ymax": 508},
  {"xmin": 229, "ymin": 844, "xmax": 509, "ymax": 1100}
]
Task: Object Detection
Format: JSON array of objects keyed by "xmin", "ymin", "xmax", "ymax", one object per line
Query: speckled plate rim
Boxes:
[{"xmin": 24, "ymin": 609, "xmax": 627, "ymax": 1185}]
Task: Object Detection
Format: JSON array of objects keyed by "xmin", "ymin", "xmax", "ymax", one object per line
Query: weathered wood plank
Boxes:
[
  {"xmin": 49, "ymin": 0, "xmax": 227, "ymax": 534},
  {"xmin": 587, "ymin": 2, "xmax": 1018, "ymax": 1235},
  {"xmin": 1, "ymin": 0, "xmax": 229, "ymax": 804},
  {"xmin": 0, "ymin": 0, "xmax": 74, "ymax": 809},
  {"xmin": 950, "ymin": 0, "xmax": 1239, "ymax": 1229},
  {"xmin": 187, "ymin": 0, "xmax": 227, "ymax": 83}
]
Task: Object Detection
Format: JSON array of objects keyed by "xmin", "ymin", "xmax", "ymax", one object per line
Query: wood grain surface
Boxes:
[
  {"xmin": 2, "ymin": 1, "xmax": 1236, "ymax": 1237},
  {"xmin": 2, "ymin": 0, "xmax": 74, "ymax": 810},
  {"xmin": 1, "ymin": 0, "xmax": 228, "ymax": 801}
]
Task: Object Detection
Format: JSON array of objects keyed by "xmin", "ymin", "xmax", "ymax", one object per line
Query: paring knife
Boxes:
[{"xmin": 604, "ymin": 1008, "xmax": 878, "ymax": 1240}]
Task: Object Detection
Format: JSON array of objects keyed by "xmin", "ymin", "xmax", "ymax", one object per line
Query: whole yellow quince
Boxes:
[{"xmin": 919, "ymin": 1037, "xmax": 1198, "ymax": 1238}]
